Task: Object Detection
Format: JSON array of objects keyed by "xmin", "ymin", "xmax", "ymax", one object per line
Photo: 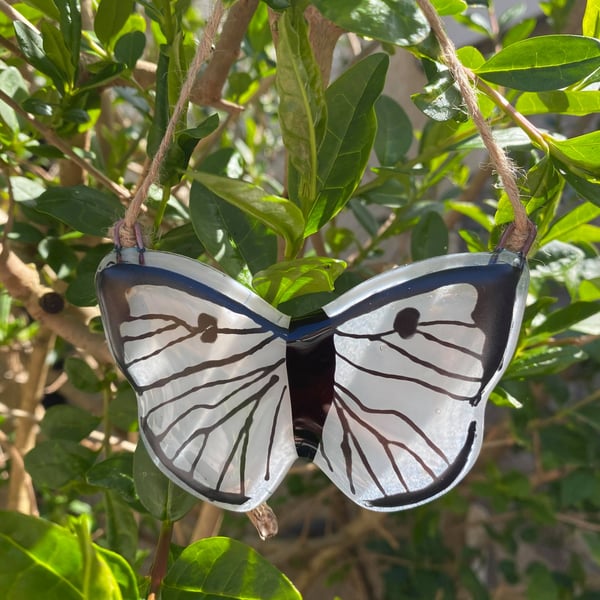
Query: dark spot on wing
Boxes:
[{"xmin": 393, "ymin": 307, "xmax": 420, "ymax": 339}]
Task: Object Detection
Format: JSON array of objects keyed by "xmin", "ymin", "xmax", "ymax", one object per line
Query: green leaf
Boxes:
[
  {"xmin": 311, "ymin": 0, "xmax": 429, "ymax": 46},
  {"xmin": 276, "ymin": 5, "xmax": 326, "ymax": 216},
  {"xmin": 0, "ymin": 67, "xmax": 25, "ymax": 139},
  {"xmin": 0, "ymin": 511, "xmax": 135, "ymax": 600},
  {"xmin": 374, "ymin": 94, "xmax": 413, "ymax": 166},
  {"xmin": 13, "ymin": 21, "xmax": 67, "ymax": 92},
  {"xmin": 55, "ymin": 0, "xmax": 81, "ymax": 82},
  {"xmin": 253, "ymin": 257, "xmax": 346, "ymax": 306},
  {"xmin": 412, "ymin": 66, "xmax": 465, "ymax": 122},
  {"xmin": 305, "ymin": 53, "xmax": 388, "ymax": 236},
  {"xmin": 87, "ymin": 453, "xmax": 145, "ymax": 511},
  {"xmin": 527, "ymin": 563, "xmax": 559, "ymax": 600},
  {"xmin": 160, "ymin": 114, "xmax": 220, "ymax": 185},
  {"xmin": 25, "ymin": 440, "xmax": 97, "ymax": 488},
  {"xmin": 95, "ymin": 0, "xmax": 135, "ymax": 47},
  {"xmin": 162, "ymin": 537, "xmax": 301, "ymax": 600},
  {"xmin": 189, "ymin": 180, "xmax": 252, "ymax": 282},
  {"xmin": 189, "ymin": 172, "xmax": 305, "ymax": 259},
  {"xmin": 114, "ymin": 30, "xmax": 146, "ymax": 69},
  {"xmin": 102, "ymin": 491, "xmax": 138, "ymax": 565},
  {"xmin": 40, "ymin": 405, "xmax": 101, "ymax": 442},
  {"xmin": 432, "ymin": 0, "xmax": 467, "ymax": 15},
  {"xmin": 66, "ymin": 243, "xmax": 113, "ymax": 307},
  {"xmin": 554, "ymin": 159, "xmax": 600, "ymax": 205},
  {"xmin": 506, "ymin": 345, "xmax": 587, "ymax": 379},
  {"xmin": 583, "ymin": 0, "xmax": 600, "ymax": 38},
  {"xmin": 411, "ymin": 211, "xmax": 448, "ymax": 260},
  {"xmin": 133, "ymin": 441, "xmax": 197, "ymax": 522},
  {"xmin": 64, "ymin": 356, "xmax": 103, "ymax": 393},
  {"xmin": 147, "ymin": 46, "xmax": 170, "ymax": 157},
  {"xmin": 155, "ymin": 222, "xmax": 204, "ymax": 258},
  {"xmin": 547, "ymin": 131, "xmax": 600, "ymax": 177},
  {"xmin": 528, "ymin": 301, "xmax": 600, "ymax": 344},
  {"xmin": 35, "ymin": 186, "xmax": 124, "ymax": 236},
  {"xmin": 541, "ymin": 202, "xmax": 600, "ymax": 245},
  {"xmin": 38, "ymin": 237, "xmax": 78, "ymax": 278},
  {"xmin": 515, "ymin": 90, "xmax": 600, "ymax": 116},
  {"xmin": 559, "ymin": 469, "xmax": 600, "ymax": 508},
  {"xmin": 474, "ymin": 35, "xmax": 600, "ymax": 91}
]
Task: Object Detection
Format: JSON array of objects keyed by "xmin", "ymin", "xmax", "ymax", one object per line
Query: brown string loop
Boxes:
[{"xmin": 415, "ymin": 0, "xmax": 534, "ymax": 254}]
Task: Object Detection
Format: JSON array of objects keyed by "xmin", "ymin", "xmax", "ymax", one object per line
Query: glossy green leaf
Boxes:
[
  {"xmin": 55, "ymin": 0, "xmax": 80, "ymax": 81},
  {"xmin": 41, "ymin": 22, "xmax": 73, "ymax": 88},
  {"xmin": 40, "ymin": 405, "xmax": 101, "ymax": 442},
  {"xmin": 276, "ymin": 5, "xmax": 326, "ymax": 215},
  {"xmin": 541, "ymin": 202, "xmax": 600, "ymax": 245},
  {"xmin": 162, "ymin": 537, "xmax": 301, "ymax": 600},
  {"xmin": 528, "ymin": 301, "xmax": 600, "ymax": 344},
  {"xmin": 133, "ymin": 441, "xmax": 197, "ymax": 522},
  {"xmin": 412, "ymin": 67, "xmax": 465, "ymax": 122},
  {"xmin": 475, "ymin": 35, "xmax": 600, "ymax": 91},
  {"xmin": 25, "ymin": 440, "xmax": 97, "ymax": 488},
  {"xmin": 190, "ymin": 180, "xmax": 276, "ymax": 275},
  {"xmin": 189, "ymin": 172, "xmax": 305, "ymax": 258},
  {"xmin": 445, "ymin": 201, "xmax": 494, "ymax": 231},
  {"xmin": 432, "ymin": 0, "xmax": 467, "ymax": 15},
  {"xmin": 35, "ymin": 186, "xmax": 124, "ymax": 236},
  {"xmin": 95, "ymin": 0, "xmax": 135, "ymax": 47},
  {"xmin": 311, "ymin": 0, "xmax": 429, "ymax": 46},
  {"xmin": 161, "ymin": 115, "xmax": 220, "ymax": 185},
  {"xmin": 374, "ymin": 94, "xmax": 413, "ymax": 166},
  {"xmin": 305, "ymin": 53, "xmax": 388, "ymax": 236},
  {"xmin": 189, "ymin": 181, "xmax": 251, "ymax": 282},
  {"xmin": 506, "ymin": 345, "xmax": 587, "ymax": 379},
  {"xmin": 547, "ymin": 131, "xmax": 600, "ymax": 176},
  {"xmin": 87, "ymin": 453, "xmax": 145, "ymax": 511},
  {"xmin": 0, "ymin": 67, "xmax": 26, "ymax": 136},
  {"xmin": 64, "ymin": 356, "xmax": 103, "ymax": 393},
  {"xmin": 411, "ymin": 211, "xmax": 448, "ymax": 260},
  {"xmin": 0, "ymin": 511, "xmax": 135, "ymax": 600},
  {"xmin": 515, "ymin": 90, "xmax": 600, "ymax": 116},
  {"xmin": 554, "ymin": 159, "xmax": 600, "ymax": 205},
  {"xmin": 583, "ymin": 0, "xmax": 600, "ymax": 38},
  {"xmin": 253, "ymin": 257, "xmax": 346, "ymax": 306},
  {"xmin": 114, "ymin": 30, "xmax": 146, "ymax": 69},
  {"xmin": 14, "ymin": 21, "xmax": 67, "ymax": 92}
]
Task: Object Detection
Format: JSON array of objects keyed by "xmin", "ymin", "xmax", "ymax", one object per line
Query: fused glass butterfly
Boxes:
[{"xmin": 96, "ymin": 240, "xmax": 529, "ymax": 512}]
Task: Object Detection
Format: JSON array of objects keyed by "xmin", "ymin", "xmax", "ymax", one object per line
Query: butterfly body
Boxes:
[{"xmin": 97, "ymin": 247, "xmax": 528, "ymax": 512}]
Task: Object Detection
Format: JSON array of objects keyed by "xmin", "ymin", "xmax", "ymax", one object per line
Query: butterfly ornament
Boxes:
[{"xmin": 96, "ymin": 224, "xmax": 534, "ymax": 513}]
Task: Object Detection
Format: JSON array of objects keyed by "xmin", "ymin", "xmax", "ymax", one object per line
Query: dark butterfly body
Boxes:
[{"xmin": 96, "ymin": 248, "xmax": 528, "ymax": 512}]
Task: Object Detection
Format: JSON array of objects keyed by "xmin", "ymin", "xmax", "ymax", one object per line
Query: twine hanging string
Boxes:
[
  {"xmin": 415, "ymin": 0, "xmax": 535, "ymax": 253},
  {"xmin": 115, "ymin": 0, "xmax": 226, "ymax": 250}
]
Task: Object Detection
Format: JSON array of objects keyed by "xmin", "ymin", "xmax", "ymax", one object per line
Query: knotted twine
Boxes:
[{"xmin": 415, "ymin": 0, "xmax": 534, "ymax": 252}]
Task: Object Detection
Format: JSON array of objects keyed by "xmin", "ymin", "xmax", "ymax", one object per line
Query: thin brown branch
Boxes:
[
  {"xmin": 0, "ymin": 242, "xmax": 113, "ymax": 364},
  {"xmin": 0, "ymin": 89, "xmax": 130, "ymax": 199}
]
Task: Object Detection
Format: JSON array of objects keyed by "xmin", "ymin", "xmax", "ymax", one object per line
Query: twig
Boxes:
[
  {"xmin": 0, "ymin": 89, "xmax": 130, "ymax": 200},
  {"xmin": 121, "ymin": 1, "xmax": 226, "ymax": 245},
  {"xmin": 415, "ymin": 0, "xmax": 531, "ymax": 251}
]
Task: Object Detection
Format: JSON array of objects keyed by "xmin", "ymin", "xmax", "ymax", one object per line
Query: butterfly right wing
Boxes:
[
  {"xmin": 96, "ymin": 249, "xmax": 297, "ymax": 512},
  {"xmin": 313, "ymin": 250, "xmax": 528, "ymax": 511}
]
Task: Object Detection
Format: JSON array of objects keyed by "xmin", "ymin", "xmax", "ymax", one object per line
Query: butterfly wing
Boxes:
[
  {"xmin": 96, "ymin": 249, "xmax": 297, "ymax": 511},
  {"xmin": 313, "ymin": 250, "xmax": 528, "ymax": 510}
]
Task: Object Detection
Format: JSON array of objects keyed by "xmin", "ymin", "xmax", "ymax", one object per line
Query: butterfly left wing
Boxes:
[
  {"xmin": 313, "ymin": 250, "xmax": 528, "ymax": 511},
  {"xmin": 96, "ymin": 249, "xmax": 297, "ymax": 511}
]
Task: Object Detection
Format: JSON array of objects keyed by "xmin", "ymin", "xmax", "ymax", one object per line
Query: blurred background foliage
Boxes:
[{"xmin": 1, "ymin": 0, "xmax": 600, "ymax": 598}]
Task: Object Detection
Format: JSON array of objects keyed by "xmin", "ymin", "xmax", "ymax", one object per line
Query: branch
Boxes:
[
  {"xmin": 0, "ymin": 89, "xmax": 130, "ymax": 200},
  {"xmin": 190, "ymin": 0, "xmax": 259, "ymax": 109},
  {"xmin": 0, "ymin": 243, "xmax": 113, "ymax": 364}
]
